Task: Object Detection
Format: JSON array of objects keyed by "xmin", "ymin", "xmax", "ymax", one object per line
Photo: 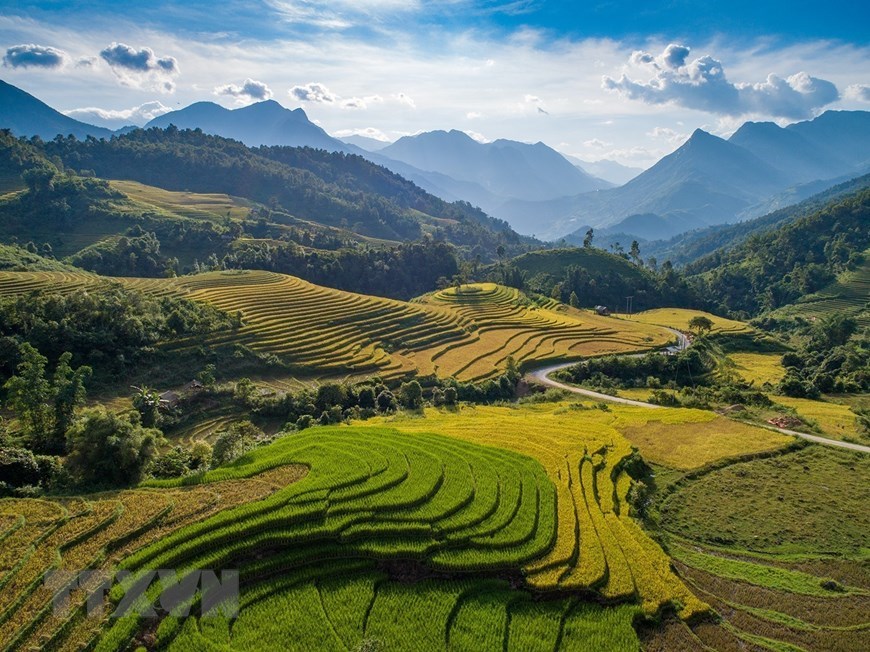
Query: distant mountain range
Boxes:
[
  {"xmin": 2, "ymin": 79, "xmax": 868, "ymax": 242},
  {"xmin": 513, "ymin": 112, "xmax": 870, "ymax": 240}
]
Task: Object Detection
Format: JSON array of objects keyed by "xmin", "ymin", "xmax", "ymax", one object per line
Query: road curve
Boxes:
[{"xmin": 525, "ymin": 328, "xmax": 870, "ymax": 454}]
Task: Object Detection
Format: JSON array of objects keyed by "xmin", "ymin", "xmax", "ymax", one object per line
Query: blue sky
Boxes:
[{"xmin": 2, "ymin": 1, "xmax": 868, "ymax": 166}]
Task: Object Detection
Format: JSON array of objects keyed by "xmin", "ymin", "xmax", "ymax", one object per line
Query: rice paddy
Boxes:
[
  {"xmin": 729, "ymin": 352, "xmax": 788, "ymax": 386},
  {"xmin": 627, "ymin": 307, "xmax": 750, "ymax": 335},
  {"xmin": 0, "ymin": 271, "xmax": 673, "ymax": 381}
]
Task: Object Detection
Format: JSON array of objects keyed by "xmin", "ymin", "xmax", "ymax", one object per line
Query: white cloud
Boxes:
[
  {"xmin": 215, "ymin": 78, "xmax": 273, "ymax": 103},
  {"xmin": 466, "ymin": 111, "xmax": 482, "ymax": 119},
  {"xmin": 3, "ymin": 43, "xmax": 67, "ymax": 69},
  {"xmin": 394, "ymin": 92, "xmax": 416, "ymax": 108},
  {"xmin": 290, "ymin": 82, "xmax": 384, "ymax": 110},
  {"xmin": 583, "ymin": 138, "xmax": 610, "ymax": 149},
  {"xmin": 64, "ymin": 101, "xmax": 172, "ymax": 128},
  {"xmin": 290, "ymin": 82, "xmax": 337, "ymax": 103},
  {"xmin": 845, "ymin": 84, "xmax": 870, "ymax": 102},
  {"xmin": 467, "ymin": 130, "xmax": 489, "ymax": 143},
  {"xmin": 646, "ymin": 126, "xmax": 688, "ymax": 145},
  {"xmin": 333, "ymin": 126, "xmax": 392, "ymax": 142},
  {"xmin": 99, "ymin": 42, "xmax": 180, "ymax": 92},
  {"xmin": 604, "ymin": 43, "xmax": 840, "ymax": 119}
]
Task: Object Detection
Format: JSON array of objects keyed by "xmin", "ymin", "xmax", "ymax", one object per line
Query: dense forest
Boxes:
[{"xmin": 688, "ymin": 187, "xmax": 870, "ymax": 316}]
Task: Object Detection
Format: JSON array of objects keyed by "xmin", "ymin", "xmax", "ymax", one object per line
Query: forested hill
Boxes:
[
  {"xmin": 688, "ymin": 186, "xmax": 870, "ymax": 316},
  {"xmin": 36, "ymin": 127, "xmax": 527, "ymax": 252}
]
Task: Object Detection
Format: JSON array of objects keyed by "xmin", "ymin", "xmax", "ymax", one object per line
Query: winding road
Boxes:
[{"xmin": 526, "ymin": 327, "xmax": 870, "ymax": 454}]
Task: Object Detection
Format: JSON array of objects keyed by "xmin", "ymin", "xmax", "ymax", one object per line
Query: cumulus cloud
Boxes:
[
  {"xmin": 64, "ymin": 101, "xmax": 173, "ymax": 128},
  {"xmin": 215, "ymin": 78, "xmax": 273, "ymax": 103},
  {"xmin": 289, "ymin": 82, "xmax": 386, "ymax": 110},
  {"xmin": 603, "ymin": 43, "xmax": 839, "ymax": 119},
  {"xmin": 3, "ymin": 44, "xmax": 67, "ymax": 69},
  {"xmin": 290, "ymin": 82, "xmax": 337, "ymax": 103},
  {"xmin": 100, "ymin": 42, "xmax": 180, "ymax": 92},
  {"xmin": 845, "ymin": 84, "xmax": 870, "ymax": 102},
  {"xmin": 583, "ymin": 138, "xmax": 611, "ymax": 149}
]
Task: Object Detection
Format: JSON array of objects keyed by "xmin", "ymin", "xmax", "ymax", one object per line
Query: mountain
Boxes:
[
  {"xmin": 689, "ymin": 184, "xmax": 870, "ymax": 316},
  {"xmin": 340, "ymin": 134, "xmax": 391, "ymax": 151},
  {"xmin": 0, "ymin": 79, "xmax": 114, "ymax": 140},
  {"xmin": 561, "ymin": 154, "xmax": 643, "ymax": 186},
  {"xmin": 728, "ymin": 112, "xmax": 870, "ymax": 185},
  {"xmin": 380, "ymin": 130, "xmax": 611, "ymax": 202},
  {"xmin": 642, "ymin": 173, "xmax": 870, "ymax": 266},
  {"xmin": 505, "ymin": 111, "xmax": 870, "ymax": 241},
  {"xmin": 146, "ymin": 100, "xmax": 352, "ymax": 152},
  {"xmin": 504, "ymin": 128, "xmax": 789, "ymax": 240}
]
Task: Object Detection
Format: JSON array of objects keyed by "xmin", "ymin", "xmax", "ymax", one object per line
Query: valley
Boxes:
[{"xmin": 0, "ymin": 67, "xmax": 867, "ymax": 652}]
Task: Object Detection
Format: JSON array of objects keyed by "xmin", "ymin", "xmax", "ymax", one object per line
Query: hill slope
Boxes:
[
  {"xmin": 0, "ymin": 270, "xmax": 672, "ymax": 381},
  {"xmin": 0, "ymin": 79, "xmax": 114, "ymax": 140},
  {"xmin": 689, "ymin": 186, "xmax": 870, "ymax": 315}
]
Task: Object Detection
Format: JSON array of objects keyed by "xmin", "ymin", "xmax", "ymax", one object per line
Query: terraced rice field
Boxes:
[
  {"xmin": 82, "ymin": 426, "xmax": 658, "ymax": 651},
  {"xmin": 728, "ymin": 352, "xmax": 787, "ymax": 386},
  {"xmin": 0, "ymin": 271, "xmax": 674, "ymax": 381},
  {"xmin": 771, "ymin": 395, "xmax": 861, "ymax": 442},
  {"xmin": 778, "ymin": 247, "xmax": 870, "ymax": 328},
  {"xmin": 368, "ymin": 402, "xmax": 797, "ymax": 617},
  {"xmin": 658, "ymin": 445, "xmax": 870, "ymax": 652},
  {"xmin": 109, "ymin": 180, "xmax": 254, "ymax": 221},
  {"xmin": 411, "ymin": 283, "xmax": 670, "ymax": 380},
  {"xmin": 627, "ymin": 307, "xmax": 750, "ymax": 335},
  {"xmin": 0, "ymin": 465, "xmax": 306, "ymax": 652}
]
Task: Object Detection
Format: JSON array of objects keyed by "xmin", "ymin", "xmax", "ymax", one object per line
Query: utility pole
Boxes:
[{"xmin": 624, "ymin": 295, "xmax": 633, "ymax": 318}]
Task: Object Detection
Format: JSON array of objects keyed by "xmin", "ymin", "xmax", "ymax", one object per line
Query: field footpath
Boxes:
[{"xmin": 526, "ymin": 328, "xmax": 870, "ymax": 454}]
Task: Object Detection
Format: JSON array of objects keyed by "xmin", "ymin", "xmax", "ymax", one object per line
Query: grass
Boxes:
[
  {"xmin": 660, "ymin": 445, "xmax": 870, "ymax": 555},
  {"xmin": 628, "ymin": 308, "xmax": 750, "ymax": 335},
  {"xmin": 729, "ymin": 352, "xmax": 787, "ymax": 386}
]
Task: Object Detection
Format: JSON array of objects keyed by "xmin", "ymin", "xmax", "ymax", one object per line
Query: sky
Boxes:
[{"xmin": 1, "ymin": 1, "xmax": 869, "ymax": 168}]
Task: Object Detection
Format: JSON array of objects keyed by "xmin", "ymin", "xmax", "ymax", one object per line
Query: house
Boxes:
[
  {"xmin": 158, "ymin": 380, "xmax": 204, "ymax": 410},
  {"xmin": 594, "ymin": 305, "xmax": 611, "ymax": 316}
]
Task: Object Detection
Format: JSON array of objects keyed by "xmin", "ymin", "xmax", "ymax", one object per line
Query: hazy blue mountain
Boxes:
[
  {"xmin": 561, "ymin": 154, "xmax": 643, "ymax": 186},
  {"xmin": 641, "ymin": 173, "xmax": 870, "ymax": 266},
  {"xmin": 0, "ymin": 79, "xmax": 114, "ymax": 140},
  {"xmin": 380, "ymin": 130, "xmax": 611, "ymax": 201},
  {"xmin": 340, "ymin": 134, "xmax": 391, "ymax": 151},
  {"xmin": 146, "ymin": 100, "xmax": 353, "ymax": 152},
  {"xmin": 502, "ymin": 128, "xmax": 789, "ymax": 239},
  {"xmin": 785, "ymin": 110, "xmax": 870, "ymax": 169}
]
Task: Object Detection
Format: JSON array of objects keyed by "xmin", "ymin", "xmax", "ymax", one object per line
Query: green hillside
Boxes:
[
  {"xmin": 511, "ymin": 246, "xmax": 648, "ymax": 280},
  {"xmin": 775, "ymin": 247, "xmax": 870, "ymax": 328}
]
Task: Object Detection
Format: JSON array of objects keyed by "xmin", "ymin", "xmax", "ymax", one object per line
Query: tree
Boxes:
[
  {"xmin": 212, "ymin": 421, "xmax": 263, "ymax": 466},
  {"xmin": 583, "ymin": 229, "xmax": 594, "ymax": 248},
  {"xmin": 688, "ymin": 315, "xmax": 714, "ymax": 336},
  {"xmin": 51, "ymin": 352, "xmax": 92, "ymax": 446},
  {"xmin": 398, "ymin": 381, "xmax": 423, "ymax": 410},
  {"xmin": 196, "ymin": 363, "xmax": 217, "ymax": 386},
  {"xmin": 357, "ymin": 386, "xmax": 376, "ymax": 410},
  {"xmin": 629, "ymin": 240, "xmax": 641, "ymax": 265},
  {"xmin": 132, "ymin": 387, "xmax": 161, "ymax": 427},
  {"xmin": 568, "ymin": 291, "xmax": 580, "ymax": 308},
  {"xmin": 4, "ymin": 343, "xmax": 53, "ymax": 450},
  {"xmin": 443, "ymin": 386, "xmax": 458, "ymax": 406},
  {"xmin": 496, "ymin": 245, "xmax": 506, "ymax": 260},
  {"xmin": 65, "ymin": 408, "xmax": 160, "ymax": 487},
  {"xmin": 376, "ymin": 390, "xmax": 397, "ymax": 413}
]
